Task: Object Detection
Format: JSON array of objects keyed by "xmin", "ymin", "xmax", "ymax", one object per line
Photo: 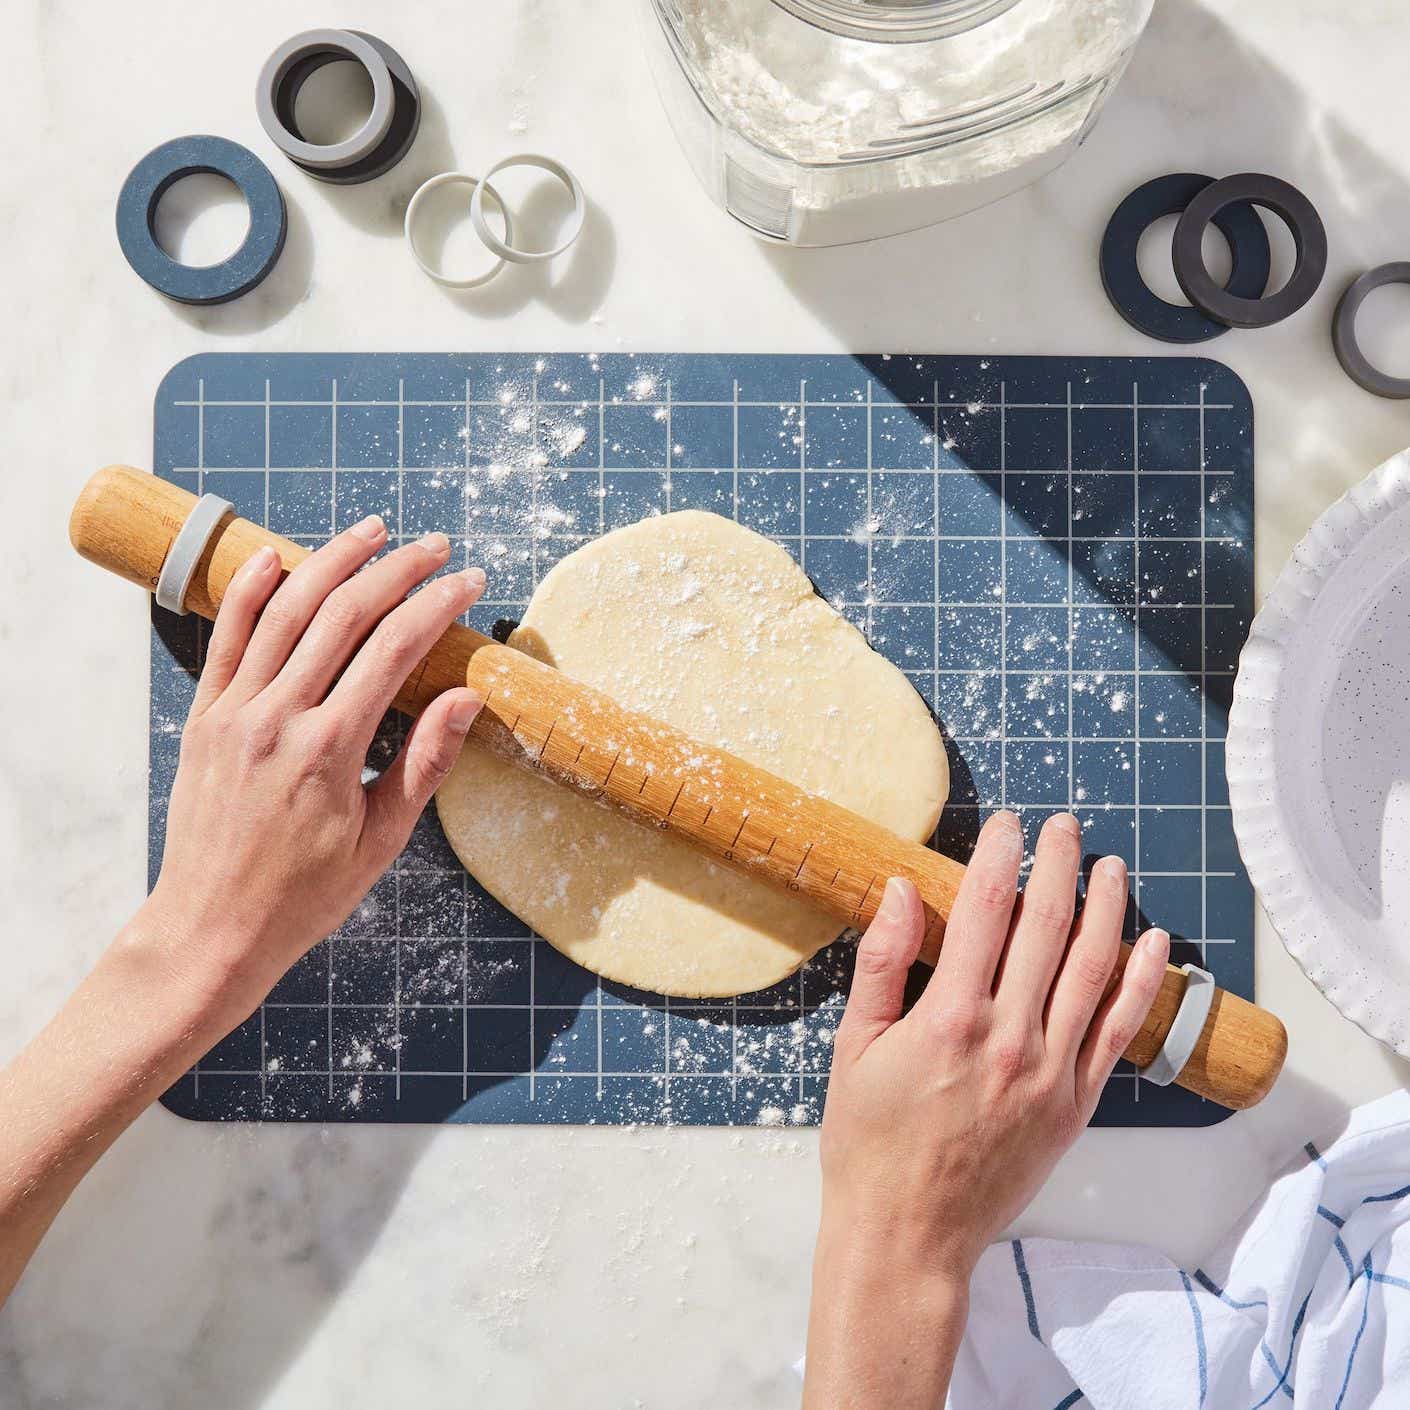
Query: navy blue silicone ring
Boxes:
[
  {"xmin": 1100, "ymin": 173, "xmax": 1272, "ymax": 344},
  {"xmin": 116, "ymin": 136, "xmax": 287, "ymax": 305}
]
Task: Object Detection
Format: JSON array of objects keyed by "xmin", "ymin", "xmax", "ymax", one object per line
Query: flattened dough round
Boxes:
[{"xmin": 436, "ymin": 511, "xmax": 948, "ymax": 998}]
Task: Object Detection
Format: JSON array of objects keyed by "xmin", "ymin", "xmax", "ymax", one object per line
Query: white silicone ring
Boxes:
[
  {"xmin": 155, "ymin": 493, "xmax": 233, "ymax": 615},
  {"xmin": 468, "ymin": 153, "xmax": 585, "ymax": 265},
  {"xmin": 1138, "ymin": 963, "xmax": 1216, "ymax": 1087},
  {"xmin": 405, "ymin": 172, "xmax": 513, "ymax": 289}
]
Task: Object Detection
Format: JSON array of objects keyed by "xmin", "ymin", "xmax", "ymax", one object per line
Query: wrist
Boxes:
[
  {"xmin": 111, "ymin": 898, "xmax": 268, "ymax": 1051},
  {"xmin": 807, "ymin": 1204, "xmax": 972, "ymax": 1409},
  {"xmin": 817, "ymin": 1184, "xmax": 983, "ymax": 1291}
]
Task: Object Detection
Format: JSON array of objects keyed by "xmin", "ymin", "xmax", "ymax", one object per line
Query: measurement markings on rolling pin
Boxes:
[
  {"xmin": 600, "ymin": 751, "xmax": 621, "ymax": 791},
  {"xmin": 532, "ymin": 719, "xmax": 557, "ymax": 766}
]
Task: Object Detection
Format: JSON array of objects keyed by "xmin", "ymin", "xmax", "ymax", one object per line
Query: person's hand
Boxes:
[
  {"xmin": 137, "ymin": 516, "xmax": 485, "ymax": 1034},
  {"xmin": 0, "ymin": 516, "xmax": 487, "ymax": 1309},
  {"xmin": 804, "ymin": 811, "xmax": 1171, "ymax": 1409}
]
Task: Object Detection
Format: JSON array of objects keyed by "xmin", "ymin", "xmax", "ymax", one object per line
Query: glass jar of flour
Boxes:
[{"xmin": 641, "ymin": 0, "xmax": 1154, "ymax": 246}]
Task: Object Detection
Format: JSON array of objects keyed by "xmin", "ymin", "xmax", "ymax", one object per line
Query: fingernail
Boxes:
[
  {"xmin": 464, "ymin": 566, "xmax": 486, "ymax": 590},
  {"xmin": 447, "ymin": 693, "xmax": 483, "ymax": 733},
  {"xmin": 1050, "ymin": 812, "xmax": 1081, "ymax": 838},
  {"xmin": 986, "ymin": 811, "xmax": 1024, "ymax": 854},
  {"xmin": 418, "ymin": 531, "xmax": 450, "ymax": 554},
  {"xmin": 1095, "ymin": 854, "xmax": 1127, "ymax": 884},
  {"xmin": 1139, "ymin": 927, "xmax": 1171, "ymax": 960},
  {"xmin": 246, "ymin": 545, "xmax": 278, "ymax": 573},
  {"xmin": 353, "ymin": 514, "xmax": 385, "ymax": 541},
  {"xmin": 875, "ymin": 876, "xmax": 913, "ymax": 924}
]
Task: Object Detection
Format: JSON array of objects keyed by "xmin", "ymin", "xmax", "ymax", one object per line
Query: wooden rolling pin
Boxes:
[{"xmin": 70, "ymin": 465, "xmax": 1287, "ymax": 1109}]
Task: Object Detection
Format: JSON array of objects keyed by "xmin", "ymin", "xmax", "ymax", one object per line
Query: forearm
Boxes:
[
  {"xmin": 0, "ymin": 909, "xmax": 237, "ymax": 1305},
  {"xmin": 804, "ymin": 1205, "xmax": 972, "ymax": 1410}
]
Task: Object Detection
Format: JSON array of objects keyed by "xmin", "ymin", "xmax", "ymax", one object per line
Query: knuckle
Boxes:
[
  {"xmin": 988, "ymin": 1028, "xmax": 1037, "ymax": 1085},
  {"xmin": 1103, "ymin": 1018, "xmax": 1137, "ymax": 1063},
  {"xmin": 369, "ymin": 617, "xmax": 423, "ymax": 671},
  {"xmin": 931, "ymin": 998, "xmax": 985, "ymax": 1049},
  {"xmin": 259, "ymin": 594, "xmax": 306, "ymax": 639},
  {"xmin": 371, "ymin": 617, "xmax": 419, "ymax": 664},
  {"xmin": 317, "ymin": 587, "xmax": 367, "ymax": 638},
  {"xmin": 1024, "ymin": 893, "xmax": 1074, "ymax": 936},
  {"xmin": 1069, "ymin": 945, "xmax": 1116, "ymax": 997},
  {"xmin": 969, "ymin": 870, "xmax": 1016, "ymax": 916},
  {"xmin": 301, "ymin": 708, "xmax": 351, "ymax": 757},
  {"xmin": 423, "ymin": 736, "xmax": 463, "ymax": 780},
  {"xmin": 236, "ymin": 710, "xmax": 283, "ymax": 766},
  {"xmin": 854, "ymin": 937, "xmax": 898, "ymax": 980}
]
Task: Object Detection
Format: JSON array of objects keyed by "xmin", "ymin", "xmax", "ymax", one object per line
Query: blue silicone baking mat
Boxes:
[{"xmin": 152, "ymin": 352, "xmax": 1253, "ymax": 1128}]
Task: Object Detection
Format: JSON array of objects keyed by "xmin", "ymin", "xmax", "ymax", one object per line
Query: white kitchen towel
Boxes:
[{"xmin": 952, "ymin": 1090, "xmax": 1410, "ymax": 1408}]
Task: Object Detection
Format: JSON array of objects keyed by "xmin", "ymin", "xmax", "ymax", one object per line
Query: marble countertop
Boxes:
[{"xmin": 5, "ymin": 1, "xmax": 1410, "ymax": 1405}]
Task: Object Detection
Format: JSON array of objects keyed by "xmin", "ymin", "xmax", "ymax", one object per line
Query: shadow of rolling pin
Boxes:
[{"xmin": 69, "ymin": 464, "xmax": 1288, "ymax": 1109}]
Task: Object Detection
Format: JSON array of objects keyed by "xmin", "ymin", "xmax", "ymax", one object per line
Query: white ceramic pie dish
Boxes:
[{"xmin": 1229, "ymin": 447, "xmax": 1410, "ymax": 1056}]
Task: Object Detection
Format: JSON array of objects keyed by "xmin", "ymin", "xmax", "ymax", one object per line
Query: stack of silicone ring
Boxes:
[
  {"xmin": 256, "ymin": 28, "xmax": 421, "ymax": 186},
  {"xmin": 1101, "ymin": 171, "xmax": 1327, "ymax": 344},
  {"xmin": 403, "ymin": 155, "xmax": 587, "ymax": 289}
]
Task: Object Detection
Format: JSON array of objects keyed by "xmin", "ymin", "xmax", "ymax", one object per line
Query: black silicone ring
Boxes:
[
  {"xmin": 1333, "ymin": 262, "xmax": 1410, "ymax": 398},
  {"xmin": 1174, "ymin": 173, "xmax": 1327, "ymax": 328},
  {"xmin": 115, "ymin": 135, "xmax": 287, "ymax": 305},
  {"xmin": 1100, "ymin": 173, "xmax": 1272, "ymax": 344}
]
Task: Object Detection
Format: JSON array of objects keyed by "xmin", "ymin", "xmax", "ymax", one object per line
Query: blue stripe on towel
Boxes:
[
  {"xmin": 1372, "ymin": 1271, "xmax": 1410, "ymax": 1293},
  {"xmin": 1194, "ymin": 1268, "xmax": 1268, "ymax": 1312},
  {"xmin": 1053, "ymin": 1392, "xmax": 1085, "ymax": 1409},
  {"xmin": 1333, "ymin": 1255, "xmax": 1375, "ymax": 1410},
  {"xmin": 1249, "ymin": 1290, "xmax": 1312, "ymax": 1410},
  {"xmin": 1012, "ymin": 1240, "xmax": 1042, "ymax": 1343},
  {"xmin": 1180, "ymin": 1271, "xmax": 1209, "ymax": 1406},
  {"xmin": 1304, "ymin": 1141, "xmax": 1326, "ymax": 1168},
  {"xmin": 1317, "ymin": 1205, "xmax": 1346, "ymax": 1228},
  {"xmin": 1363, "ymin": 1180, "xmax": 1410, "ymax": 1205},
  {"xmin": 1332, "ymin": 1236, "xmax": 1356, "ymax": 1284}
]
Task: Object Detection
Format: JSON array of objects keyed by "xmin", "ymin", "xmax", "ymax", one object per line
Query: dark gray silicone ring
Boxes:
[
  {"xmin": 1173, "ymin": 173, "xmax": 1327, "ymax": 328},
  {"xmin": 256, "ymin": 29, "xmax": 419, "ymax": 185},
  {"xmin": 1333, "ymin": 263, "xmax": 1410, "ymax": 399}
]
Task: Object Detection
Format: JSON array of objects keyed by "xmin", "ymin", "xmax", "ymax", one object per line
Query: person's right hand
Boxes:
[
  {"xmin": 134, "ymin": 517, "xmax": 485, "ymax": 1037},
  {"xmin": 804, "ymin": 811, "xmax": 1171, "ymax": 1408}
]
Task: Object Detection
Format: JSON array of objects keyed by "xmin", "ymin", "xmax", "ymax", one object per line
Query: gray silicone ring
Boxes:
[
  {"xmin": 257, "ymin": 29, "xmax": 418, "ymax": 184},
  {"xmin": 1173, "ymin": 172, "xmax": 1327, "ymax": 328},
  {"xmin": 1333, "ymin": 263, "xmax": 1410, "ymax": 399},
  {"xmin": 1138, "ymin": 963, "xmax": 1215, "ymax": 1087},
  {"xmin": 155, "ymin": 494, "xmax": 233, "ymax": 615}
]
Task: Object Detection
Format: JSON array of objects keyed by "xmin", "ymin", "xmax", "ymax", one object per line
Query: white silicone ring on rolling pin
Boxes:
[
  {"xmin": 154, "ymin": 493, "xmax": 234, "ymax": 615},
  {"xmin": 1138, "ymin": 963, "xmax": 1216, "ymax": 1087},
  {"xmin": 404, "ymin": 172, "xmax": 513, "ymax": 289},
  {"xmin": 469, "ymin": 153, "xmax": 585, "ymax": 264}
]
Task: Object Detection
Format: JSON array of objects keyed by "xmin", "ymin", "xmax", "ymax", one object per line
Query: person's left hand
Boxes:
[
  {"xmin": 804, "ymin": 813, "xmax": 1169, "ymax": 1408},
  {"xmin": 136, "ymin": 517, "xmax": 485, "ymax": 1035}
]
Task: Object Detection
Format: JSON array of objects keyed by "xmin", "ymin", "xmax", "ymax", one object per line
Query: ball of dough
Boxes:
[{"xmin": 436, "ymin": 510, "xmax": 948, "ymax": 998}]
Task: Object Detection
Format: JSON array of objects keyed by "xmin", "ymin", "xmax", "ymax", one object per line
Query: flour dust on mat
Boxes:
[{"xmin": 436, "ymin": 510, "xmax": 949, "ymax": 998}]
